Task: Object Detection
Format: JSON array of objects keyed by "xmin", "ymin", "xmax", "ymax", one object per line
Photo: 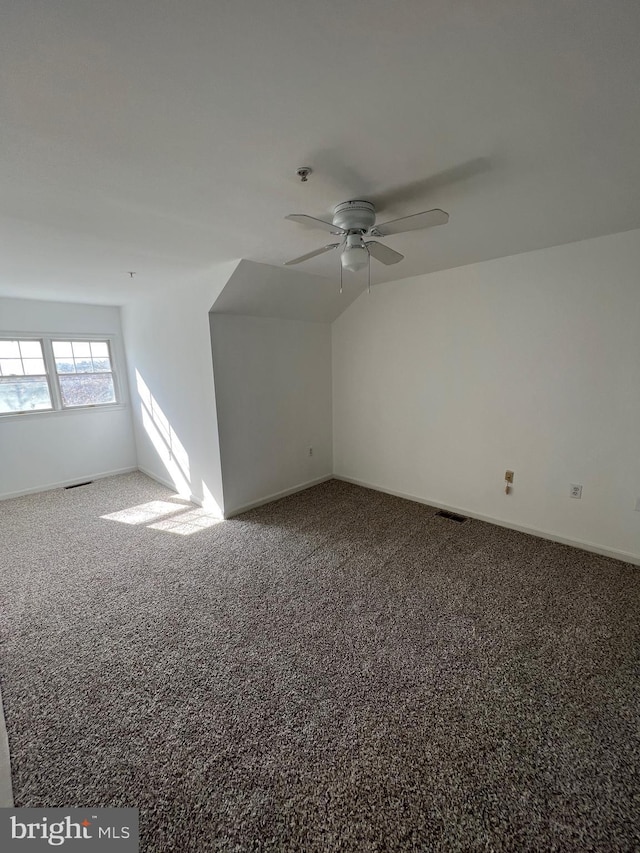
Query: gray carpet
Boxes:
[{"xmin": 0, "ymin": 472, "xmax": 638, "ymax": 852}]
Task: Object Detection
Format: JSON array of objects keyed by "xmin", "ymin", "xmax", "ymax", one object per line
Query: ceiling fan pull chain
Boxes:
[
  {"xmin": 367, "ymin": 251, "xmax": 371, "ymax": 294},
  {"xmin": 339, "ymin": 259, "xmax": 343, "ymax": 294}
]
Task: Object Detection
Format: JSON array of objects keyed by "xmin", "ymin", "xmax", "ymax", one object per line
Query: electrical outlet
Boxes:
[
  {"xmin": 570, "ymin": 484, "xmax": 583, "ymax": 499},
  {"xmin": 505, "ymin": 470, "xmax": 514, "ymax": 483},
  {"xmin": 308, "ymin": 447, "xmax": 313, "ymax": 457}
]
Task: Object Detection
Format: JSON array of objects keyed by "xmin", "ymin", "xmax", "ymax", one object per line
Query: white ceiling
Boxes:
[{"xmin": 2, "ymin": 0, "xmax": 640, "ymax": 306}]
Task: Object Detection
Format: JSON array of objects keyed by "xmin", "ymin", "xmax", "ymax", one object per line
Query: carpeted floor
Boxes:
[{"xmin": 0, "ymin": 472, "xmax": 638, "ymax": 851}]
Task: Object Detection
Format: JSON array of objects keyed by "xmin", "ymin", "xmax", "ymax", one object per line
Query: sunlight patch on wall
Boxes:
[
  {"xmin": 136, "ymin": 370, "xmax": 191, "ymax": 497},
  {"xmin": 201, "ymin": 481, "xmax": 223, "ymax": 517}
]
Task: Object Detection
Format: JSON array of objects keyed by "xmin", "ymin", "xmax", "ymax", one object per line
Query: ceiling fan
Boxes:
[{"xmin": 284, "ymin": 200, "xmax": 449, "ymax": 273}]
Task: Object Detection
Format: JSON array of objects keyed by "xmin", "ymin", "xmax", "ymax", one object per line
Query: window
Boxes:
[
  {"xmin": 0, "ymin": 340, "xmax": 52, "ymax": 414},
  {"xmin": 0, "ymin": 336, "xmax": 121, "ymax": 416},
  {"xmin": 52, "ymin": 341, "xmax": 116, "ymax": 408}
]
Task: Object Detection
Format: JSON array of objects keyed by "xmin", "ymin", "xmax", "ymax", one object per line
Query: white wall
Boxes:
[
  {"xmin": 121, "ymin": 264, "xmax": 239, "ymax": 514},
  {"xmin": 0, "ymin": 297, "xmax": 136, "ymax": 498},
  {"xmin": 333, "ymin": 228, "xmax": 640, "ymax": 563},
  {"xmin": 211, "ymin": 313, "xmax": 332, "ymax": 515}
]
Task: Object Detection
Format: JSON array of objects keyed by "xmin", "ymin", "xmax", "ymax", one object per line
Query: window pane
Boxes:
[
  {"xmin": 23, "ymin": 359, "xmax": 45, "ymax": 375},
  {"xmin": 0, "ymin": 358, "xmax": 24, "ymax": 376},
  {"xmin": 55, "ymin": 358, "xmax": 76, "ymax": 373},
  {"xmin": 92, "ymin": 358, "xmax": 111, "ymax": 372},
  {"xmin": 0, "ymin": 341, "xmax": 20, "ymax": 358},
  {"xmin": 71, "ymin": 342, "xmax": 91, "ymax": 358},
  {"xmin": 19, "ymin": 340, "xmax": 43, "ymax": 358},
  {"xmin": 90, "ymin": 342, "xmax": 109, "ymax": 358},
  {"xmin": 0, "ymin": 377, "xmax": 52, "ymax": 413},
  {"xmin": 74, "ymin": 358, "xmax": 94, "ymax": 373},
  {"xmin": 52, "ymin": 341, "xmax": 72, "ymax": 357},
  {"xmin": 59, "ymin": 374, "xmax": 116, "ymax": 407}
]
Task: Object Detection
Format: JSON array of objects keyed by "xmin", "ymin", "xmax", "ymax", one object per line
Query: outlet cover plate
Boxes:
[{"xmin": 570, "ymin": 484, "xmax": 583, "ymax": 499}]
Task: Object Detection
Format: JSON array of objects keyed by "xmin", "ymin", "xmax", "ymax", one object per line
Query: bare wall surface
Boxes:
[
  {"xmin": 0, "ymin": 297, "xmax": 136, "ymax": 498},
  {"xmin": 332, "ymin": 228, "xmax": 640, "ymax": 561},
  {"xmin": 211, "ymin": 313, "xmax": 332, "ymax": 515},
  {"xmin": 121, "ymin": 263, "xmax": 239, "ymax": 514}
]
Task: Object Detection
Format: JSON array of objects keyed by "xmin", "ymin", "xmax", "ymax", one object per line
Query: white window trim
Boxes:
[{"xmin": 0, "ymin": 332, "xmax": 126, "ymax": 419}]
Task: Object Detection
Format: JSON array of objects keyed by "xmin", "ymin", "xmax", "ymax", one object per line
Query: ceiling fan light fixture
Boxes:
[
  {"xmin": 340, "ymin": 233, "xmax": 369, "ymax": 272},
  {"xmin": 340, "ymin": 245, "xmax": 369, "ymax": 272}
]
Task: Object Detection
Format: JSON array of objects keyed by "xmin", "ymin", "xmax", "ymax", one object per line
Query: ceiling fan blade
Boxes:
[
  {"xmin": 284, "ymin": 243, "xmax": 340, "ymax": 266},
  {"xmin": 285, "ymin": 214, "xmax": 344, "ymax": 234},
  {"xmin": 365, "ymin": 241, "xmax": 404, "ymax": 265},
  {"xmin": 371, "ymin": 157, "xmax": 493, "ymax": 212},
  {"xmin": 373, "ymin": 208, "xmax": 449, "ymax": 237}
]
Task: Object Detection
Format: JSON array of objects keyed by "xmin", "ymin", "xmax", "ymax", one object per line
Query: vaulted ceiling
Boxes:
[{"xmin": 2, "ymin": 0, "xmax": 640, "ymax": 305}]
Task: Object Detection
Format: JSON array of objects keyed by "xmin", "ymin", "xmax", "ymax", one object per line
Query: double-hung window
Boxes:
[
  {"xmin": 0, "ymin": 339, "xmax": 52, "ymax": 413},
  {"xmin": 52, "ymin": 340, "xmax": 116, "ymax": 408},
  {"xmin": 0, "ymin": 336, "xmax": 120, "ymax": 415}
]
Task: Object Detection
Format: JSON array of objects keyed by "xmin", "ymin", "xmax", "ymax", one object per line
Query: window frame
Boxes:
[
  {"xmin": 0, "ymin": 338, "xmax": 55, "ymax": 414},
  {"xmin": 0, "ymin": 333, "xmax": 125, "ymax": 419}
]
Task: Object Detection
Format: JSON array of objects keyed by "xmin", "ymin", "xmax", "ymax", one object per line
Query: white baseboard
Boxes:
[
  {"xmin": 0, "ymin": 467, "xmax": 138, "ymax": 502},
  {"xmin": 334, "ymin": 475, "xmax": 640, "ymax": 567},
  {"xmin": 224, "ymin": 475, "xmax": 333, "ymax": 518}
]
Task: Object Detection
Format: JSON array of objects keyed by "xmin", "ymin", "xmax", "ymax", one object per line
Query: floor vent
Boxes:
[
  {"xmin": 64, "ymin": 481, "xmax": 93, "ymax": 490},
  {"xmin": 435, "ymin": 510, "xmax": 469, "ymax": 523}
]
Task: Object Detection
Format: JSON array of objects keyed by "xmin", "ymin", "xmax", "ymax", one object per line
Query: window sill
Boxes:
[{"xmin": 0, "ymin": 403, "xmax": 128, "ymax": 422}]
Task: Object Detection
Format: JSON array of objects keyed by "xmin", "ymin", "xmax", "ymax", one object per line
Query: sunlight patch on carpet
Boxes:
[
  {"xmin": 147, "ymin": 507, "xmax": 223, "ymax": 535},
  {"xmin": 101, "ymin": 500, "xmax": 186, "ymax": 525}
]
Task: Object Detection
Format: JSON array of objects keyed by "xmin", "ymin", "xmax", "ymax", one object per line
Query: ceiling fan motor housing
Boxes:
[{"xmin": 332, "ymin": 200, "xmax": 376, "ymax": 232}]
